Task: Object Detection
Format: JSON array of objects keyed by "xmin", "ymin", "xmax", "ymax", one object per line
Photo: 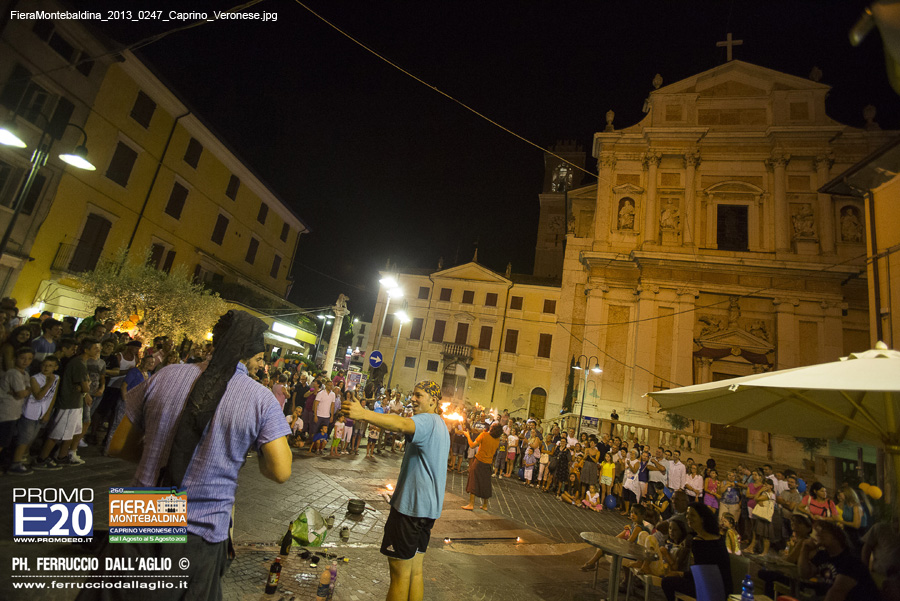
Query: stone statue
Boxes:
[
  {"xmin": 748, "ymin": 320, "xmax": 770, "ymax": 342},
  {"xmin": 840, "ymin": 206, "xmax": 863, "ymax": 242},
  {"xmin": 505, "ymin": 262, "xmax": 511, "ymax": 278},
  {"xmin": 567, "ymin": 215, "xmax": 576, "ymax": 234},
  {"xmin": 659, "ymin": 199, "xmax": 680, "ymax": 230},
  {"xmin": 336, "ymin": 294, "xmax": 349, "ymax": 310},
  {"xmin": 617, "ymin": 198, "xmax": 635, "ymax": 230},
  {"xmin": 727, "ymin": 296, "xmax": 740, "ymax": 329},
  {"xmin": 605, "ymin": 109, "xmax": 615, "ymax": 132},
  {"xmin": 652, "ymin": 73, "xmax": 663, "ymax": 89},
  {"xmin": 864, "ymin": 105, "xmax": 880, "ymax": 131},
  {"xmin": 809, "ymin": 66, "xmax": 823, "ymax": 82},
  {"xmin": 791, "ymin": 204, "xmax": 816, "ymax": 239},
  {"xmin": 698, "ymin": 315, "xmax": 723, "ymax": 338},
  {"xmin": 437, "ymin": 256, "xmax": 444, "ymax": 270}
]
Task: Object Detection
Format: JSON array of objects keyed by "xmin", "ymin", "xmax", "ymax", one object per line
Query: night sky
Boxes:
[{"xmin": 87, "ymin": 0, "xmax": 898, "ymax": 318}]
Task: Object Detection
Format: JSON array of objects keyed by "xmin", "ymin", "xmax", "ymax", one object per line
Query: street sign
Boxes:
[
  {"xmin": 581, "ymin": 416, "xmax": 600, "ymax": 433},
  {"xmin": 369, "ymin": 351, "xmax": 384, "ymax": 368}
]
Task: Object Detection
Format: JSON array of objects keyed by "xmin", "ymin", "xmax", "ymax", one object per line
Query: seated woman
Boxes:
[
  {"xmin": 798, "ymin": 520, "xmax": 882, "ymax": 601},
  {"xmin": 581, "ymin": 505, "xmax": 648, "ymax": 573},
  {"xmin": 637, "ymin": 518, "xmax": 691, "ymax": 578},
  {"xmin": 661, "ymin": 503, "xmax": 733, "ymax": 601},
  {"xmin": 559, "ymin": 472, "xmax": 582, "ymax": 505}
]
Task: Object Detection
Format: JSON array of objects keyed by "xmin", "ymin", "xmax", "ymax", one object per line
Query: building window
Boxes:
[
  {"xmin": 510, "ymin": 295, "xmax": 523, "ymax": 310},
  {"xmin": 418, "ymin": 286, "xmax": 430, "ymax": 300},
  {"xmin": 130, "ymin": 91, "xmax": 156, "ymax": 129},
  {"xmin": 245, "ymin": 238, "xmax": 259, "ymax": 264},
  {"xmin": 537, "ymin": 333, "xmax": 552, "ymax": 358},
  {"xmin": 716, "ymin": 205, "xmax": 749, "ymax": 251},
  {"xmin": 455, "ymin": 323, "xmax": 469, "ymax": 345},
  {"xmin": 426, "ymin": 360, "xmax": 439, "ymax": 372},
  {"xmin": 280, "ymin": 222, "xmax": 289, "ymax": 242},
  {"xmin": 439, "ymin": 288, "xmax": 452, "ymax": 302},
  {"xmin": 499, "ymin": 371, "xmax": 513, "ymax": 385},
  {"xmin": 184, "ymin": 137, "xmax": 203, "ymax": 168},
  {"xmin": 461, "ymin": 290, "xmax": 474, "ymax": 304},
  {"xmin": 409, "ymin": 317, "xmax": 424, "ymax": 340},
  {"xmin": 432, "ymin": 320, "xmax": 446, "ymax": 343},
  {"xmin": 0, "ymin": 65, "xmax": 51, "ymax": 127},
  {"xmin": 17, "ymin": 173, "xmax": 45, "ymax": 216},
  {"xmin": 473, "ymin": 367, "xmax": 487, "ymax": 380},
  {"xmin": 478, "ymin": 326, "xmax": 492, "ymax": 349},
  {"xmin": 485, "ymin": 292, "xmax": 498, "ymax": 307},
  {"xmin": 75, "ymin": 54, "xmax": 93, "ymax": 77},
  {"xmin": 150, "ymin": 245, "xmax": 176, "ymax": 273},
  {"xmin": 32, "ymin": 21, "xmax": 78, "ymax": 62},
  {"xmin": 270, "ymin": 254, "xmax": 281, "ymax": 278},
  {"xmin": 404, "ymin": 357, "xmax": 416, "ymax": 368},
  {"xmin": 257, "ymin": 202, "xmax": 268, "ymax": 224},
  {"xmin": 211, "ymin": 214, "xmax": 229, "ymax": 245},
  {"xmin": 164, "ymin": 182, "xmax": 188, "ymax": 219},
  {"xmin": 226, "ymin": 174, "xmax": 240, "ymax": 200},
  {"xmin": 543, "ymin": 299, "xmax": 557, "ymax": 314},
  {"xmin": 68, "ymin": 213, "xmax": 111, "ymax": 273},
  {"xmin": 105, "ymin": 141, "xmax": 138, "ymax": 188},
  {"xmin": 161, "ymin": 250, "xmax": 176, "ymax": 273},
  {"xmin": 382, "ymin": 314, "xmax": 395, "ymax": 337},
  {"xmin": 504, "ymin": 329, "xmax": 518, "ymax": 353}
]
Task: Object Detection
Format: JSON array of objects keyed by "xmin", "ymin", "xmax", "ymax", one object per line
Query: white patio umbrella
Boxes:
[{"xmin": 648, "ymin": 342, "xmax": 900, "ymax": 500}]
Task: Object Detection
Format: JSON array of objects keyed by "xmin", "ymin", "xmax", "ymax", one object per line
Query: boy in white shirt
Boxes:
[{"xmin": 505, "ymin": 428, "xmax": 519, "ymax": 478}]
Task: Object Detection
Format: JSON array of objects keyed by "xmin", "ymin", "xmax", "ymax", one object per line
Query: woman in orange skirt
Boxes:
[{"xmin": 462, "ymin": 422, "xmax": 503, "ymax": 511}]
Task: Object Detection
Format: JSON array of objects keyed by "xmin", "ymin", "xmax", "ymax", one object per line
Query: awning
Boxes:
[
  {"xmin": 32, "ymin": 279, "xmax": 92, "ymax": 317},
  {"xmin": 264, "ymin": 331, "xmax": 307, "ymax": 351}
]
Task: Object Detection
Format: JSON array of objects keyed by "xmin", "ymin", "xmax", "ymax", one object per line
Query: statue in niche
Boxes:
[
  {"xmin": 791, "ymin": 204, "xmax": 816, "ymax": 239},
  {"xmin": 840, "ymin": 206, "xmax": 863, "ymax": 243},
  {"xmin": 727, "ymin": 297, "xmax": 741, "ymax": 328},
  {"xmin": 748, "ymin": 320, "xmax": 770, "ymax": 342},
  {"xmin": 551, "ymin": 162, "xmax": 573, "ymax": 192},
  {"xmin": 659, "ymin": 199, "xmax": 680, "ymax": 230},
  {"xmin": 698, "ymin": 315, "xmax": 723, "ymax": 338},
  {"xmin": 617, "ymin": 198, "xmax": 636, "ymax": 230}
]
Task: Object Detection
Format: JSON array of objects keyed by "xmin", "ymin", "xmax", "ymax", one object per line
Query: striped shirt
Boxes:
[{"xmin": 125, "ymin": 362, "xmax": 290, "ymax": 543}]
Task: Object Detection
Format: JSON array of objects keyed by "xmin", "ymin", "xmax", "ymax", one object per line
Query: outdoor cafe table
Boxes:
[
  {"xmin": 580, "ymin": 531, "xmax": 654, "ymax": 601},
  {"xmin": 744, "ymin": 552, "xmax": 804, "ymax": 596}
]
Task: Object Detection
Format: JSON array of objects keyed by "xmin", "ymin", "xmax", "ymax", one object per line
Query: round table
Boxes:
[{"xmin": 580, "ymin": 531, "xmax": 654, "ymax": 601}]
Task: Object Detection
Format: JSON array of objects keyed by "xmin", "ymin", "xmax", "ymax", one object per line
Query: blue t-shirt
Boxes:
[{"xmin": 391, "ymin": 413, "xmax": 450, "ymax": 520}]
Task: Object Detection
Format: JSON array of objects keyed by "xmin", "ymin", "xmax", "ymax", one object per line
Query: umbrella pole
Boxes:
[{"xmin": 885, "ymin": 392, "xmax": 899, "ymax": 510}]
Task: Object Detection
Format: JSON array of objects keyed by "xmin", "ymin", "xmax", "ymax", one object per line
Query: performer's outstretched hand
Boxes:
[{"xmin": 342, "ymin": 395, "xmax": 364, "ymax": 420}]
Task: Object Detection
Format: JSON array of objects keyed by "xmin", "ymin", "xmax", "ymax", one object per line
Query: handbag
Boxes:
[{"xmin": 751, "ymin": 498, "xmax": 775, "ymax": 522}]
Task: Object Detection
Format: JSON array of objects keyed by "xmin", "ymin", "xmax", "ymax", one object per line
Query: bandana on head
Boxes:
[{"xmin": 415, "ymin": 380, "xmax": 441, "ymax": 400}]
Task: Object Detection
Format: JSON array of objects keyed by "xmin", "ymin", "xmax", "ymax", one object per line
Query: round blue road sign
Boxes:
[{"xmin": 369, "ymin": 351, "xmax": 384, "ymax": 368}]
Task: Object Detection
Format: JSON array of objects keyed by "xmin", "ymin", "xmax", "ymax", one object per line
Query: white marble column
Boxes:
[
  {"xmin": 323, "ymin": 301, "xmax": 350, "ymax": 375},
  {"xmin": 773, "ymin": 297, "xmax": 800, "ymax": 369},
  {"xmin": 642, "ymin": 151, "xmax": 662, "ymax": 245},
  {"xmin": 769, "ymin": 154, "xmax": 791, "ymax": 252},
  {"xmin": 593, "ymin": 154, "xmax": 616, "ymax": 249},
  {"xmin": 815, "ymin": 155, "xmax": 836, "ymax": 255},
  {"xmin": 683, "ymin": 151, "xmax": 700, "ymax": 247}
]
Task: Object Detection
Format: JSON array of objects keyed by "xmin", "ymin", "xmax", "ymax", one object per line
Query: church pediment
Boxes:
[
  {"xmin": 612, "ymin": 182, "xmax": 644, "ymax": 195},
  {"xmin": 654, "ymin": 61, "xmax": 830, "ymax": 97},
  {"xmin": 697, "ymin": 80, "xmax": 767, "ymax": 97},
  {"xmin": 433, "ymin": 262, "xmax": 510, "ymax": 284},
  {"xmin": 704, "ymin": 180, "xmax": 764, "ymax": 196},
  {"xmin": 697, "ymin": 327, "xmax": 774, "ymax": 354}
]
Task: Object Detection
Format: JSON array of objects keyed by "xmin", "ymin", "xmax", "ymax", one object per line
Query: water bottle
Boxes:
[{"xmin": 740, "ymin": 574, "xmax": 755, "ymax": 601}]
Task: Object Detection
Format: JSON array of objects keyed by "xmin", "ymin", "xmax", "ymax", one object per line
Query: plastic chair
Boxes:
[{"xmin": 690, "ymin": 564, "xmax": 725, "ymax": 601}]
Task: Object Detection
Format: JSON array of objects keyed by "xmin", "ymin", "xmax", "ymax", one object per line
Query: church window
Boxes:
[{"xmin": 716, "ymin": 205, "xmax": 749, "ymax": 251}]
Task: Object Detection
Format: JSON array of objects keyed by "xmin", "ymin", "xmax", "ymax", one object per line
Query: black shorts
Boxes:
[{"xmin": 380, "ymin": 507, "xmax": 435, "ymax": 560}]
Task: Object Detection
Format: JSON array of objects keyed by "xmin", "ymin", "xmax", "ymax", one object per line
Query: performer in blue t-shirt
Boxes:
[{"xmin": 343, "ymin": 380, "xmax": 450, "ymax": 601}]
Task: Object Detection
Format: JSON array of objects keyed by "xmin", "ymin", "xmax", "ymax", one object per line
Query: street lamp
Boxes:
[
  {"xmin": 0, "ymin": 114, "xmax": 97, "ymax": 258},
  {"xmin": 375, "ymin": 275, "xmax": 403, "ymax": 351},
  {"xmin": 385, "ymin": 301, "xmax": 410, "ymax": 390},
  {"xmin": 313, "ymin": 314, "xmax": 335, "ymax": 365},
  {"xmin": 571, "ymin": 355, "xmax": 602, "ymax": 437}
]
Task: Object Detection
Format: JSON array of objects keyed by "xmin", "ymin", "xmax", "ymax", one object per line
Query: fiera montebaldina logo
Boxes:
[
  {"xmin": 108, "ymin": 487, "xmax": 187, "ymax": 543},
  {"xmin": 13, "ymin": 487, "xmax": 94, "ymax": 542}
]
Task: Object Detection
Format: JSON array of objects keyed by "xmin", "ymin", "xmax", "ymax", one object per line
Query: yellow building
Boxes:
[
  {"xmin": 371, "ymin": 262, "xmax": 560, "ymax": 418},
  {"xmin": 9, "ymin": 50, "xmax": 315, "ymax": 349}
]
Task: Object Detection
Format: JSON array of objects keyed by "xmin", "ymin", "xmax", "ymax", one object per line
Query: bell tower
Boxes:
[{"xmin": 534, "ymin": 140, "xmax": 585, "ymax": 278}]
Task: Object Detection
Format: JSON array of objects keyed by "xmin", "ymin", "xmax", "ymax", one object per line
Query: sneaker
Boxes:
[
  {"xmin": 68, "ymin": 451, "xmax": 83, "ymax": 462},
  {"xmin": 7, "ymin": 463, "xmax": 33, "ymax": 476},
  {"xmin": 78, "ymin": 439, "xmax": 88, "ymax": 448},
  {"xmin": 33, "ymin": 458, "xmax": 62, "ymax": 471},
  {"xmin": 58, "ymin": 455, "xmax": 85, "ymax": 466}
]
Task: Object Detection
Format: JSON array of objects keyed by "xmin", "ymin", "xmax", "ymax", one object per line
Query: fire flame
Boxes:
[
  {"xmin": 444, "ymin": 412, "xmax": 465, "ymax": 422},
  {"xmin": 441, "ymin": 402, "xmax": 450, "ymax": 412},
  {"xmin": 386, "ymin": 483, "xmax": 394, "ymax": 491}
]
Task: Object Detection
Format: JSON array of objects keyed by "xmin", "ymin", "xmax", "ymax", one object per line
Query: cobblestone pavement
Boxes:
[{"xmin": 1, "ymin": 445, "xmax": 664, "ymax": 601}]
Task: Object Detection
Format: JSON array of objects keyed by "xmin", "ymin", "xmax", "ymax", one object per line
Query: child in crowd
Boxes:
[
  {"xmin": 331, "ymin": 415, "xmax": 345, "ymax": 457},
  {"xmin": 340, "ymin": 413, "xmax": 354, "ymax": 455},
  {"xmin": 599, "ymin": 451, "xmax": 616, "ymax": 510},
  {"xmin": 366, "ymin": 423, "xmax": 379, "ymax": 458},
  {"xmin": 523, "ymin": 446, "xmax": 537, "ymax": 485},
  {"xmin": 504, "ymin": 427, "xmax": 518, "ymax": 478},
  {"xmin": 288, "ymin": 406, "xmax": 304, "ymax": 449},
  {"xmin": 581, "ymin": 505, "xmax": 648, "ymax": 573},
  {"xmin": 722, "ymin": 513, "xmax": 741, "ymax": 555},
  {"xmin": 0, "ymin": 348, "xmax": 37, "ymax": 473},
  {"xmin": 494, "ymin": 430, "xmax": 508, "ymax": 478},
  {"xmin": 559, "ymin": 472, "xmax": 581, "ymax": 504},
  {"xmin": 311, "ymin": 425, "xmax": 329, "ymax": 455},
  {"xmin": 582, "ymin": 484, "xmax": 602, "ymax": 511},
  {"xmin": 8, "ymin": 356, "xmax": 60, "ymax": 475}
]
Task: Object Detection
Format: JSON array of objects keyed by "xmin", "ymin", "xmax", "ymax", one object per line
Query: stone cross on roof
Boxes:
[{"xmin": 716, "ymin": 32, "xmax": 743, "ymax": 61}]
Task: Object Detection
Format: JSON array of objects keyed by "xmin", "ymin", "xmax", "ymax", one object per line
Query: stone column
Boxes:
[
  {"xmin": 683, "ymin": 151, "xmax": 700, "ymax": 247},
  {"xmin": 630, "ymin": 284, "xmax": 659, "ymax": 411},
  {"xmin": 674, "ymin": 288, "xmax": 699, "ymax": 385},
  {"xmin": 769, "ymin": 154, "xmax": 791, "ymax": 252},
  {"xmin": 593, "ymin": 154, "xmax": 616, "ymax": 250},
  {"xmin": 815, "ymin": 154, "xmax": 836, "ymax": 255},
  {"xmin": 821, "ymin": 300, "xmax": 845, "ymax": 361},
  {"xmin": 323, "ymin": 299, "xmax": 350, "ymax": 375},
  {"xmin": 773, "ymin": 297, "xmax": 800, "ymax": 369},
  {"xmin": 698, "ymin": 356, "xmax": 714, "ymax": 384},
  {"xmin": 642, "ymin": 151, "xmax": 662, "ymax": 245}
]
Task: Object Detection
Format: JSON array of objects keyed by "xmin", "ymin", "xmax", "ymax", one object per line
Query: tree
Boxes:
[{"xmin": 77, "ymin": 249, "xmax": 227, "ymax": 345}]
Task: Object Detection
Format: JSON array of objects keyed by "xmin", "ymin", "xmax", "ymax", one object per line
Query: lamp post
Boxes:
[
  {"xmin": 0, "ymin": 115, "xmax": 97, "ymax": 259},
  {"xmin": 385, "ymin": 301, "xmax": 410, "ymax": 390},
  {"xmin": 374, "ymin": 275, "xmax": 403, "ymax": 352},
  {"xmin": 571, "ymin": 355, "xmax": 602, "ymax": 437},
  {"xmin": 313, "ymin": 314, "xmax": 334, "ymax": 366}
]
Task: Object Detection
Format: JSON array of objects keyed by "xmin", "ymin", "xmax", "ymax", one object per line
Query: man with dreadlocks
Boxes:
[
  {"xmin": 82, "ymin": 311, "xmax": 292, "ymax": 600},
  {"xmin": 343, "ymin": 380, "xmax": 450, "ymax": 601}
]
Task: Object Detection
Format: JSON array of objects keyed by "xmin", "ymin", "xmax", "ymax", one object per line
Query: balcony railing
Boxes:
[
  {"xmin": 551, "ymin": 413, "xmax": 711, "ymax": 457},
  {"xmin": 442, "ymin": 342, "xmax": 473, "ymax": 364}
]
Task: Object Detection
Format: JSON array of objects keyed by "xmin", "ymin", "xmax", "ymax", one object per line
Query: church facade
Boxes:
[{"xmin": 538, "ymin": 60, "xmax": 895, "ymax": 461}]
